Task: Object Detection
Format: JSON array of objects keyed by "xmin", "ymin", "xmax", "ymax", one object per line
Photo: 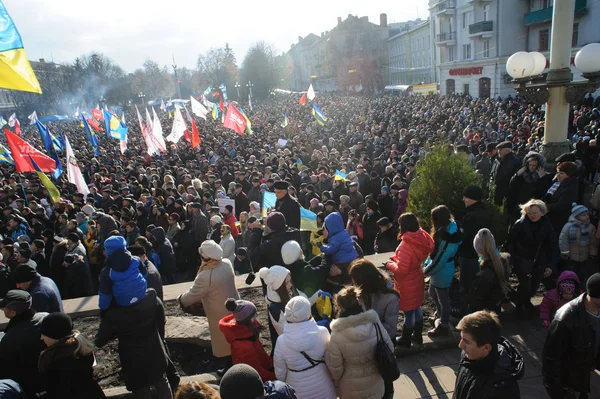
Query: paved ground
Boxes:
[{"xmin": 393, "ymin": 317, "xmax": 600, "ymax": 398}]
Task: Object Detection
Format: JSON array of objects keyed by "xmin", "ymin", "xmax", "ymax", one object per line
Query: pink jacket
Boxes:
[{"xmin": 539, "ymin": 270, "xmax": 581, "ymax": 324}]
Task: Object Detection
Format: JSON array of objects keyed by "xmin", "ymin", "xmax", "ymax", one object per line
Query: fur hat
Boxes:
[
  {"xmin": 199, "ymin": 240, "xmax": 223, "ymax": 260},
  {"xmin": 284, "ymin": 296, "xmax": 311, "ymax": 323},
  {"xmin": 258, "ymin": 265, "xmax": 289, "ymax": 291},
  {"xmin": 281, "ymin": 240, "xmax": 302, "ymax": 265}
]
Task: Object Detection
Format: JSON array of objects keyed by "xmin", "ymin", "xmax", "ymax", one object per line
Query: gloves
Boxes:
[{"xmin": 542, "ymin": 320, "xmax": 550, "ymax": 329}]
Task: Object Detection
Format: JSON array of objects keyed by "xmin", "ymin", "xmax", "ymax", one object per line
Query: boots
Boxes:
[
  {"xmin": 427, "ymin": 323, "xmax": 450, "ymax": 337},
  {"xmin": 395, "ymin": 327, "xmax": 413, "ymax": 348},
  {"xmin": 412, "ymin": 321, "xmax": 424, "ymax": 345}
]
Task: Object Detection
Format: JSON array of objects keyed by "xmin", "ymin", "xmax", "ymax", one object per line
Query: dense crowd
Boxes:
[{"xmin": 0, "ymin": 90, "xmax": 599, "ymax": 399}]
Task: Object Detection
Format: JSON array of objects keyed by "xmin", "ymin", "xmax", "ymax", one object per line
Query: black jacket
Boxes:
[
  {"xmin": 467, "ymin": 259, "xmax": 509, "ymax": 313},
  {"xmin": 458, "ymin": 201, "xmax": 491, "ymax": 259},
  {"xmin": 95, "ymin": 288, "xmax": 168, "ymax": 391},
  {"xmin": 453, "ymin": 337, "xmax": 524, "ymax": 399},
  {"xmin": 506, "ymin": 173, "xmax": 553, "ymax": 217},
  {"xmin": 374, "ymin": 225, "xmax": 399, "ymax": 254},
  {"xmin": 275, "ymin": 194, "xmax": 301, "ymax": 229},
  {"xmin": 493, "ymin": 153, "xmax": 521, "ymax": 206},
  {"xmin": 151, "ymin": 227, "xmax": 177, "ymax": 281},
  {"xmin": 249, "ymin": 227, "xmax": 302, "ymax": 270},
  {"xmin": 542, "ymin": 293, "xmax": 600, "ymax": 397},
  {"xmin": 362, "ymin": 211, "xmax": 381, "ymax": 255},
  {"xmin": 544, "ymin": 176, "xmax": 579, "ymax": 234},
  {"xmin": 507, "ymin": 215, "xmax": 558, "ymax": 272},
  {"xmin": 64, "ymin": 257, "xmax": 94, "ymax": 299}
]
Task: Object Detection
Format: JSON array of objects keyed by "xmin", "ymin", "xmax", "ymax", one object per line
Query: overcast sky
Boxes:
[{"xmin": 6, "ymin": 0, "xmax": 430, "ymax": 73}]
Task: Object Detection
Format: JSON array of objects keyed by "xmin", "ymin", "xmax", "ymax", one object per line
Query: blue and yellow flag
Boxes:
[
  {"xmin": 334, "ymin": 169, "xmax": 348, "ymax": 181},
  {"xmin": 311, "ymin": 104, "xmax": 328, "ymax": 126},
  {"xmin": 0, "ymin": 143, "xmax": 13, "ymax": 164},
  {"xmin": 238, "ymin": 106, "xmax": 253, "ymax": 135},
  {"xmin": 103, "ymin": 109, "xmax": 128, "ymax": 140},
  {"xmin": 300, "ymin": 207, "xmax": 318, "ymax": 232},
  {"xmin": 296, "ymin": 158, "xmax": 303, "ymax": 171},
  {"xmin": 281, "ymin": 112, "xmax": 289, "ymax": 128},
  {"xmin": 211, "ymin": 103, "xmax": 219, "ymax": 120},
  {"xmin": 81, "ymin": 114, "xmax": 98, "ymax": 156},
  {"xmin": 0, "ymin": 2, "xmax": 41, "ymax": 93},
  {"xmin": 262, "ymin": 191, "xmax": 277, "ymax": 218},
  {"xmin": 29, "ymin": 155, "xmax": 60, "ymax": 203},
  {"xmin": 35, "ymin": 120, "xmax": 62, "ymax": 153},
  {"xmin": 203, "ymin": 86, "xmax": 212, "ymax": 96}
]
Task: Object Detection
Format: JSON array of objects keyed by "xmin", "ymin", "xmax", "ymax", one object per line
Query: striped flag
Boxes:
[{"xmin": 29, "ymin": 155, "xmax": 60, "ymax": 203}]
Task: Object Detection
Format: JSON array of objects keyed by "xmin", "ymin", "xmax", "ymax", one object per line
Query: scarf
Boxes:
[
  {"xmin": 546, "ymin": 181, "xmax": 560, "ymax": 196},
  {"xmin": 522, "ymin": 170, "xmax": 540, "ymax": 183},
  {"xmin": 569, "ymin": 220, "xmax": 590, "ymax": 246},
  {"xmin": 198, "ymin": 258, "xmax": 222, "ymax": 274}
]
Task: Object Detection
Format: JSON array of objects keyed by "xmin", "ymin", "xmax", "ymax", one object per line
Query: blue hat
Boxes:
[
  {"xmin": 381, "ymin": 186, "xmax": 390, "ymax": 194},
  {"xmin": 104, "ymin": 236, "xmax": 127, "ymax": 257}
]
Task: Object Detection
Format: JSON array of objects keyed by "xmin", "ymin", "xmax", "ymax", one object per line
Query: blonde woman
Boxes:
[
  {"xmin": 220, "ymin": 225, "xmax": 236, "ymax": 264},
  {"xmin": 238, "ymin": 211, "xmax": 250, "ymax": 247}
]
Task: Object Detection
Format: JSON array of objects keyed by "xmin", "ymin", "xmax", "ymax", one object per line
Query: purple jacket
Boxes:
[{"xmin": 540, "ymin": 270, "xmax": 581, "ymax": 324}]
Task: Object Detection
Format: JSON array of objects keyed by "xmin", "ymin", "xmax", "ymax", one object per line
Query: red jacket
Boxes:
[
  {"xmin": 218, "ymin": 314, "xmax": 276, "ymax": 381},
  {"xmin": 386, "ymin": 228, "xmax": 434, "ymax": 311},
  {"xmin": 223, "ymin": 213, "xmax": 239, "ymax": 238}
]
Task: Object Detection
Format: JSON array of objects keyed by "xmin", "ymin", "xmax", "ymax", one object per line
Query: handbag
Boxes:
[
  {"xmin": 373, "ymin": 322, "xmax": 400, "ymax": 381},
  {"xmin": 245, "ymin": 256, "xmax": 256, "ymax": 285}
]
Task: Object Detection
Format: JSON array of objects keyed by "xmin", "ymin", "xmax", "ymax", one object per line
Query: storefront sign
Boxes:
[{"xmin": 449, "ymin": 67, "xmax": 483, "ymax": 76}]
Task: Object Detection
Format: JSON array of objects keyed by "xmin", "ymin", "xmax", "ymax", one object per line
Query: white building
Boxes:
[{"xmin": 388, "ymin": 20, "xmax": 434, "ymax": 85}]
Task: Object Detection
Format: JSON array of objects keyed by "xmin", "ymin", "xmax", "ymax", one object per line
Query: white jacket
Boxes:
[
  {"xmin": 273, "ymin": 318, "xmax": 336, "ymax": 399},
  {"xmin": 219, "ymin": 234, "xmax": 235, "ymax": 264}
]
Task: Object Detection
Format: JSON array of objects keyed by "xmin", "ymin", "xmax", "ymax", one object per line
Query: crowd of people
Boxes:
[{"xmin": 0, "ymin": 90, "xmax": 599, "ymax": 398}]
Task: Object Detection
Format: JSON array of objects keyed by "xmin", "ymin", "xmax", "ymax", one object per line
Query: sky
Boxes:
[{"xmin": 6, "ymin": 0, "xmax": 430, "ymax": 73}]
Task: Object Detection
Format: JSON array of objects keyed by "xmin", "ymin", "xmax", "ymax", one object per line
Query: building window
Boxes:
[
  {"xmin": 446, "ymin": 79, "xmax": 455, "ymax": 94},
  {"xmin": 572, "ymin": 22, "xmax": 579, "ymax": 47},
  {"xmin": 449, "ymin": 47, "xmax": 455, "ymax": 62},
  {"xmin": 539, "ymin": 29, "xmax": 549, "ymax": 51},
  {"xmin": 542, "ymin": 0, "xmax": 553, "ymax": 9},
  {"xmin": 483, "ymin": 5, "xmax": 490, "ymax": 21},
  {"xmin": 462, "ymin": 12, "xmax": 469, "ymax": 29},
  {"xmin": 464, "ymin": 84, "xmax": 470, "ymax": 95},
  {"xmin": 483, "ymin": 40, "xmax": 490, "ymax": 58},
  {"xmin": 463, "ymin": 44, "xmax": 472, "ymax": 60}
]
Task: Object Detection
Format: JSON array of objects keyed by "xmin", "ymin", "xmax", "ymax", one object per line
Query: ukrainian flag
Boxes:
[
  {"xmin": 296, "ymin": 158, "xmax": 303, "ymax": 171},
  {"xmin": 0, "ymin": 2, "xmax": 42, "ymax": 93},
  {"xmin": 239, "ymin": 106, "xmax": 253, "ymax": 135},
  {"xmin": 262, "ymin": 191, "xmax": 276, "ymax": 218},
  {"xmin": 81, "ymin": 114, "xmax": 98, "ymax": 156},
  {"xmin": 29, "ymin": 155, "xmax": 60, "ymax": 203},
  {"xmin": 311, "ymin": 104, "xmax": 327, "ymax": 126},
  {"xmin": 334, "ymin": 169, "xmax": 348, "ymax": 181},
  {"xmin": 300, "ymin": 207, "xmax": 318, "ymax": 232},
  {"xmin": 281, "ymin": 112, "xmax": 289, "ymax": 128},
  {"xmin": 211, "ymin": 103, "xmax": 219, "ymax": 120},
  {"xmin": 0, "ymin": 143, "xmax": 13, "ymax": 164},
  {"xmin": 103, "ymin": 109, "xmax": 128, "ymax": 140}
]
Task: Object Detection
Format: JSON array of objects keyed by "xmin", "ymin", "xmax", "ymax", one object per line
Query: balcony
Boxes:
[
  {"xmin": 433, "ymin": 0, "xmax": 456, "ymax": 16},
  {"xmin": 524, "ymin": 0, "xmax": 587, "ymax": 25},
  {"xmin": 469, "ymin": 21, "xmax": 494, "ymax": 38},
  {"xmin": 436, "ymin": 32, "xmax": 457, "ymax": 46}
]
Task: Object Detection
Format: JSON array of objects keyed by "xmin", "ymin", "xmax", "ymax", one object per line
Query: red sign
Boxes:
[
  {"xmin": 223, "ymin": 104, "xmax": 247, "ymax": 135},
  {"xmin": 449, "ymin": 67, "xmax": 483, "ymax": 76}
]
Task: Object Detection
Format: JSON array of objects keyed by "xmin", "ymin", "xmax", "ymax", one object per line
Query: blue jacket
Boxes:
[
  {"xmin": 423, "ymin": 221, "xmax": 462, "ymax": 289},
  {"xmin": 319, "ymin": 212, "xmax": 358, "ymax": 265},
  {"xmin": 10, "ymin": 223, "xmax": 29, "ymax": 242},
  {"xmin": 98, "ymin": 248, "xmax": 147, "ymax": 310},
  {"xmin": 29, "ymin": 273, "xmax": 64, "ymax": 313},
  {"xmin": 264, "ymin": 380, "xmax": 298, "ymax": 398}
]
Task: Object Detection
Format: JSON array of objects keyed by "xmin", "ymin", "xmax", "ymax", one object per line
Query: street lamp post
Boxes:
[
  {"xmin": 234, "ymin": 82, "xmax": 241, "ymax": 99},
  {"xmin": 506, "ymin": 0, "xmax": 600, "ymax": 162},
  {"xmin": 137, "ymin": 92, "xmax": 145, "ymax": 105},
  {"xmin": 246, "ymin": 81, "xmax": 254, "ymax": 97}
]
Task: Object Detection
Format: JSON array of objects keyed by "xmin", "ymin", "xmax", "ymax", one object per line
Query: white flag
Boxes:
[
  {"xmin": 28, "ymin": 111, "xmax": 38, "ymax": 125},
  {"xmin": 190, "ymin": 96, "xmax": 208, "ymax": 119},
  {"xmin": 95, "ymin": 103, "xmax": 100, "ymax": 110},
  {"xmin": 65, "ymin": 136, "xmax": 90, "ymax": 196},
  {"xmin": 136, "ymin": 105, "xmax": 159, "ymax": 156},
  {"xmin": 160, "ymin": 99, "xmax": 166, "ymax": 111},
  {"xmin": 119, "ymin": 136, "xmax": 127, "ymax": 154},
  {"xmin": 166, "ymin": 108, "xmax": 187, "ymax": 143},
  {"xmin": 8, "ymin": 113, "xmax": 18, "ymax": 127},
  {"xmin": 73, "ymin": 106, "xmax": 80, "ymax": 118},
  {"xmin": 152, "ymin": 108, "xmax": 167, "ymax": 152},
  {"xmin": 307, "ymin": 84, "xmax": 315, "ymax": 101}
]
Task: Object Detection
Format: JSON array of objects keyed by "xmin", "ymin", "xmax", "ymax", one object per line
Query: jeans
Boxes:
[
  {"xmin": 403, "ymin": 307, "xmax": 423, "ymax": 329},
  {"xmin": 459, "ymin": 257, "xmax": 481, "ymax": 314},
  {"xmin": 516, "ymin": 267, "xmax": 545, "ymax": 308},
  {"xmin": 429, "ymin": 284, "xmax": 450, "ymax": 325},
  {"xmin": 131, "ymin": 374, "xmax": 173, "ymax": 399}
]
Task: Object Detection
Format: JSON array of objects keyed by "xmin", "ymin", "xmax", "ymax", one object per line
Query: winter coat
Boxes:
[
  {"xmin": 458, "ymin": 201, "xmax": 491, "ymax": 259},
  {"xmin": 0, "ymin": 310, "xmax": 48, "ymax": 397},
  {"xmin": 466, "ymin": 258, "xmax": 509, "ymax": 313},
  {"xmin": 377, "ymin": 194, "xmax": 393, "ymax": 221},
  {"xmin": 273, "ymin": 317, "xmax": 336, "ymax": 399},
  {"xmin": 374, "ymin": 225, "xmax": 399, "ymax": 254},
  {"xmin": 453, "ymin": 337, "xmax": 524, "ymax": 399},
  {"xmin": 361, "ymin": 211, "xmax": 381, "ymax": 255},
  {"xmin": 191, "ymin": 211, "xmax": 209, "ymax": 246},
  {"xmin": 151, "ymin": 227, "xmax": 177, "ymax": 282},
  {"xmin": 544, "ymin": 176, "xmax": 579, "ymax": 233},
  {"xmin": 276, "ymin": 194, "xmax": 301, "ymax": 229},
  {"xmin": 493, "ymin": 152, "xmax": 521, "ymax": 206},
  {"xmin": 233, "ymin": 191, "xmax": 250, "ymax": 218},
  {"xmin": 223, "ymin": 213, "xmax": 239, "ymax": 238},
  {"xmin": 140, "ymin": 258, "xmax": 163, "ymax": 301},
  {"xmin": 249, "ymin": 227, "xmax": 302, "ymax": 270},
  {"xmin": 386, "ymin": 228, "xmax": 434, "ymax": 311},
  {"xmin": 125, "ymin": 227, "xmax": 140, "ymax": 247},
  {"xmin": 368, "ymin": 288, "xmax": 400, "ymax": 340},
  {"xmin": 0, "ymin": 379, "xmax": 26, "ymax": 399},
  {"xmin": 506, "ymin": 153, "xmax": 553, "ymax": 216},
  {"xmin": 424, "ymin": 221, "xmax": 462, "ymax": 289},
  {"xmin": 508, "ymin": 215, "xmax": 558, "ymax": 272},
  {"xmin": 220, "ymin": 234, "xmax": 236, "ymax": 264},
  {"xmin": 179, "ymin": 259, "xmax": 239, "ymax": 357},
  {"xmin": 542, "ymin": 293, "xmax": 600, "ymax": 397},
  {"xmin": 219, "ymin": 314, "xmax": 276, "ymax": 382},
  {"xmin": 319, "ymin": 212, "xmax": 358, "ymax": 265},
  {"xmin": 325, "ymin": 309, "xmax": 393, "ymax": 399},
  {"xmin": 540, "ymin": 270, "xmax": 581, "ymax": 325},
  {"xmin": 27, "ymin": 272, "xmax": 64, "ymax": 313},
  {"xmin": 63, "ymin": 256, "xmax": 94, "ymax": 299},
  {"xmin": 265, "ymin": 289, "xmax": 310, "ymax": 338},
  {"xmin": 38, "ymin": 334, "xmax": 106, "ymax": 399},
  {"xmin": 98, "ymin": 248, "xmax": 147, "ymax": 310},
  {"xmin": 95, "ymin": 289, "xmax": 168, "ymax": 391},
  {"xmin": 559, "ymin": 216, "xmax": 598, "ymax": 262},
  {"xmin": 263, "ymin": 380, "xmax": 298, "ymax": 399}
]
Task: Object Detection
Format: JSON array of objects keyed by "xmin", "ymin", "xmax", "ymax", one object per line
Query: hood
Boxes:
[
  {"xmin": 219, "ymin": 314, "xmax": 256, "ymax": 343},
  {"xmin": 401, "ymin": 229, "xmax": 435, "ymax": 261},
  {"xmin": 324, "ymin": 212, "xmax": 345, "ymax": 235},
  {"xmin": 556, "ymin": 270, "xmax": 581, "ymax": 288},
  {"xmin": 444, "ymin": 220, "xmax": 463, "ymax": 243},
  {"xmin": 330, "ymin": 309, "xmax": 379, "ymax": 342},
  {"xmin": 522, "ymin": 151, "xmax": 546, "ymax": 168},
  {"xmin": 399, "ymin": 189, "xmax": 408, "ymax": 201},
  {"xmin": 151, "ymin": 226, "xmax": 166, "ymax": 243},
  {"xmin": 493, "ymin": 337, "xmax": 525, "ymax": 381}
]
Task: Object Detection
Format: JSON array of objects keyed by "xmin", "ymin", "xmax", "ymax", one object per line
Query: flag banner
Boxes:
[
  {"xmin": 223, "ymin": 104, "xmax": 246, "ymax": 135},
  {"xmin": 356, "ymin": 83, "xmax": 363, "ymax": 92},
  {"xmin": 203, "ymin": 86, "xmax": 212, "ymax": 96},
  {"xmin": 73, "ymin": 106, "xmax": 80, "ymax": 118},
  {"xmin": 190, "ymin": 96, "xmax": 208, "ymax": 119},
  {"xmin": 219, "ymin": 95, "xmax": 225, "ymax": 112},
  {"xmin": 299, "ymin": 93, "xmax": 307, "ymax": 105},
  {"xmin": 65, "ymin": 136, "xmax": 89, "ymax": 196},
  {"xmin": 311, "ymin": 104, "xmax": 328, "ymax": 126},
  {"xmin": 0, "ymin": 3, "xmax": 42, "ymax": 93},
  {"xmin": 8, "ymin": 113, "xmax": 20, "ymax": 135},
  {"xmin": 29, "ymin": 155, "xmax": 60, "ymax": 203},
  {"xmin": 135, "ymin": 105, "xmax": 155, "ymax": 156},
  {"xmin": 0, "ymin": 143, "xmax": 13, "ymax": 164},
  {"xmin": 86, "ymin": 117, "xmax": 101, "ymax": 131},
  {"xmin": 296, "ymin": 158, "xmax": 303, "ymax": 171},
  {"xmin": 300, "ymin": 207, "xmax": 318, "ymax": 232},
  {"xmin": 160, "ymin": 99, "xmax": 166, "ymax": 111},
  {"xmin": 277, "ymin": 138, "xmax": 288, "ymax": 147},
  {"xmin": 182, "ymin": 104, "xmax": 193, "ymax": 124},
  {"xmin": 81, "ymin": 114, "xmax": 98, "ymax": 156},
  {"xmin": 211, "ymin": 103, "xmax": 219, "ymax": 120},
  {"xmin": 191, "ymin": 119, "xmax": 201, "ymax": 148},
  {"xmin": 334, "ymin": 170, "xmax": 348, "ymax": 181},
  {"xmin": 28, "ymin": 111, "xmax": 37, "ymax": 125},
  {"xmin": 0, "ymin": 116, "xmax": 6, "ymax": 126},
  {"xmin": 219, "ymin": 83, "xmax": 228, "ymax": 100},
  {"xmin": 119, "ymin": 136, "xmax": 127, "ymax": 154},
  {"xmin": 248, "ymin": 92, "xmax": 253, "ymax": 111},
  {"xmin": 262, "ymin": 191, "xmax": 276, "ymax": 218},
  {"xmin": 4, "ymin": 129, "xmax": 55, "ymax": 172},
  {"xmin": 238, "ymin": 106, "xmax": 253, "ymax": 135},
  {"xmin": 166, "ymin": 107, "xmax": 187, "ymax": 143},
  {"xmin": 151, "ymin": 108, "xmax": 167, "ymax": 152},
  {"xmin": 281, "ymin": 112, "xmax": 288, "ymax": 128},
  {"xmin": 307, "ymin": 84, "xmax": 315, "ymax": 101},
  {"xmin": 102, "ymin": 109, "xmax": 127, "ymax": 140},
  {"xmin": 91, "ymin": 109, "xmax": 103, "ymax": 121}
]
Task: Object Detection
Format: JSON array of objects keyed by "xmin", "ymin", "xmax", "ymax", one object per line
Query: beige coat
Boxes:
[
  {"xmin": 325, "ymin": 309, "xmax": 393, "ymax": 399},
  {"xmin": 179, "ymin": 259, "xmax": 239, "ymax": 357},
  {"xmin": 559, "ymin": 219, "xmax": 598, "ymax": 262}
]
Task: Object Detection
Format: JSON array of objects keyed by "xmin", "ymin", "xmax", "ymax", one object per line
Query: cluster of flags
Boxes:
[{"xmin": 295, "ymin": 83, "xmax": 328, "ymax": 127}]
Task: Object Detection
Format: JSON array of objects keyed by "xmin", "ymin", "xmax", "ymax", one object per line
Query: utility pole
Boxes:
[{"xmin": 172, "ymin": 54, "xmax": 182, "ymax": 99}]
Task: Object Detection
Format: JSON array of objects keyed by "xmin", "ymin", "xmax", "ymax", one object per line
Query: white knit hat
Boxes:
[
  {"xmin": 82, "ymin": 204, "xmax": 95, "ymax": 216},
  {"xmin": 210, "ymin": 215, "xmax": 222, "ymax": 224},
  {"xmin": 281, "ymin": 240, "xmax": 302, "ymax": 265},
  {"xmin": 285, "ymin": 296, "xmax": 311, "ymax": 323},
  {"xmin": 199, "ymin": 240, "xmax": 223, "ymax": 260},
  {"xmin": 258, "ymin": 266, "xmax": 289, "ymax": 291}
]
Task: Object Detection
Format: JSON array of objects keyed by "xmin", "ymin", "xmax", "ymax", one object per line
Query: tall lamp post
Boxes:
[
  {"xmin": 234, "ymin": 82, "xmax": 241, "ymax": 99},
  {"xmin": 506, "ymin": 0, "xmax": 600, "ymax": 162},
  {"xmin": 137, "ymin": 92, "xmax": 145, "ymax": 105},
  {"xmin": 246, "ymin": 81, "xmax": 254, "ymax": 97}
]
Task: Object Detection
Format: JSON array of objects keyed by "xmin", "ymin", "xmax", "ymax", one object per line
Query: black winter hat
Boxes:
[
  {"xmin": 219, "ymin": 364, "xmax": 265, "ymax": 399},
  {"xmin": 40, "ymin": 312, "xmax": 73, "ymax": 340},
  {"xmin": 12, "ymin": 264, "xmax": 36, "ymax": 283},
  {"xmin": 587, "ymin": 273, "xmax": 600, "ymax": 298},
  {"xmin": 463, "ymin": 185, "xmax": 483, "ymax": 201}
]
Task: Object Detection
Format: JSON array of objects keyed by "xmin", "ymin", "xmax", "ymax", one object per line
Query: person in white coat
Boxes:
[
  {"xmin": 326, "ymin": 285, "xmax": 394, "ymax": 399},
  {"xmin": 220, "ymin": 225, "xmax": 236, "ymax": 264},
  {"xmin": 273, "ymin": 296, "xmax": 336, "ymax": 399}
]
